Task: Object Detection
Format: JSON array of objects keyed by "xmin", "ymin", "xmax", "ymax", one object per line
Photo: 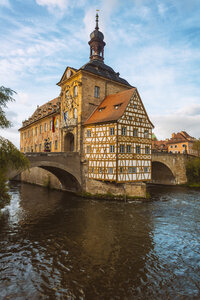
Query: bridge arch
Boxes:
[
  {"xmin": 8, "ymin": 153, "xmax": 82, "ymax": 193},
  {"xmin": 152, "ymin": 161, "xmax": 176, "ymax": 185}
]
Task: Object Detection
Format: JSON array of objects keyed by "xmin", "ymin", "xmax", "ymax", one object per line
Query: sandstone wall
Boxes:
[{"xmin": 20, "ymin": 167, "xmax": 62, "ymax": 189}]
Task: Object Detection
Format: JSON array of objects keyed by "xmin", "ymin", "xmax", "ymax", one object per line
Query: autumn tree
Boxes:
[{"xmin": 0, "ymin": 86, "xmax": 29, "ymax": 210}]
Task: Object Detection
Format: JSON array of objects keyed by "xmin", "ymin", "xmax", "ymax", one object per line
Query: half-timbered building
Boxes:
[{"xmin": 84, "ymin": 88, "xmax": 154, "ymax": 183}]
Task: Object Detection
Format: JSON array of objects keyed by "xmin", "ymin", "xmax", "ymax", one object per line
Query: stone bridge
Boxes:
[
  {"xmin": 8, "ymin": 152, "xmax": 82, "ymax": 192},
  {"xmin": 152, "ymin": 152, "xmax": 188, "ymax": 185}
]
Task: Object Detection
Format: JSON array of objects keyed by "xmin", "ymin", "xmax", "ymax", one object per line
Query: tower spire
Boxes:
[{"xmin": 88, "ymin": 12, "xmax": 106, "ymax": 62}]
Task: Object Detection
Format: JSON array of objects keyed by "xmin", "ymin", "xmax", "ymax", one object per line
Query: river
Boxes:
[{"xmin": 0, "ymin": 182, "xmax": 200, "ymax": 299}]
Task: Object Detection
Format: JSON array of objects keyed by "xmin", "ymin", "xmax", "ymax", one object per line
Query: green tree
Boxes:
[
  {"xmin": 192, "ymin": 139, "xmax": 200, "ymax": 157},
  {"xmin": 186, "ymin": 157, "xmax": 200, "ymax": 186},
  {"xmin": 0, "ymin": 86, "xmax": 29, "ymax": 210}
]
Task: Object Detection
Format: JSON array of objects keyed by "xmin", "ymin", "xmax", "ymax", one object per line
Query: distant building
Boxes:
[
  {"xmin": 152, "ymin": 139, "xmax": 168, "ymax": 152},
  {"xmin": 167, "ymin": 131, "xmax": 196, "ymax": 155}
]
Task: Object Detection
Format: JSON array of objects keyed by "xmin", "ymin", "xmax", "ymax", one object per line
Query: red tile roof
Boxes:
[{"xmin": 84, "ymin": 88, "xmax": 136, "ymax": 125}]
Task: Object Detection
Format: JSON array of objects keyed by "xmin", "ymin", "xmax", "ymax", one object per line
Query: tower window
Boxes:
[
  {"xmin": 94, "ymin": 86, "xmax": 100, "ymax": 98},
  {"xmin": 73, "ymin": 85, "xmax": 77, "ymax": 97},
  {"xmin": 55, "ymin": 140, "xmax": 58, "ymax": 150},
  {"xmin": 44, "ymin": 123, "xmax": 47, "ymax": 132}
]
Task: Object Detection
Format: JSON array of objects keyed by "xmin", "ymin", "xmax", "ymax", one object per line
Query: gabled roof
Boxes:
[
  {"xmin": 84, "ymin": 88, "xmax": 136, "ymax": 125},
  {"xmin": 57, "ymin": 66, "xmax": 77, "ymax": 85},
  {"xmin": 167, "ymin": 131, "xmax": 195, "ymax": 144}
]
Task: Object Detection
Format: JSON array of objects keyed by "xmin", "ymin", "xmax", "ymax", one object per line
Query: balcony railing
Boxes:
[{"xmin": 61, "ymin": 117, "xmax": 77, "ymax": 130}]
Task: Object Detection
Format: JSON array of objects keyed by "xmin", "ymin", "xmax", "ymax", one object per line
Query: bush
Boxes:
[{"xmin": 186, "ymin": 157, "xmax": 200, "ymax": 184}]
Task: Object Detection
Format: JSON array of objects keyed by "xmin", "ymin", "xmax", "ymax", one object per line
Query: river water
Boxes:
[{"xmin": 0, "ymin": 182, "xmax": 200, "ymax": 299}]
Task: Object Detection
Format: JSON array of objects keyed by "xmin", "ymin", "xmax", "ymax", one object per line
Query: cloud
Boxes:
[
  {"xmin": 0, "ymin": 0, "xmax": 10, "ymax": 8},
  {"xmin": 35, "ymin": 0, "xmax": 69, "ymax": 11}
]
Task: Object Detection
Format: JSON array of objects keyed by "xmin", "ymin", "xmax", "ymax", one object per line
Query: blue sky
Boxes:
[{"xmin": 0, "ymin": 0, "xmax": 200, "ymax": 147}]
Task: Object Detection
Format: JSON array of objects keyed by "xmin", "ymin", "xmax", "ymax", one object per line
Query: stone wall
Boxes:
[
  {"xmin": 85, "ymin": 178, "xmax": 146, "ymax": 199},
  {"xmin": 20, "ymin": 167, "xmax": 62, "ymax": 189}
]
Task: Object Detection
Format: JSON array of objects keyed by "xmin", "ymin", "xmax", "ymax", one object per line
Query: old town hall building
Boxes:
[{"xmin": 19, "ymin": 14, "xmax": 154, "ymax": 185}]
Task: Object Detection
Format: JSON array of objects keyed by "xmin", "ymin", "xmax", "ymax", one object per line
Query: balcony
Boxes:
[{"xmin": 61, "ymin": 117, "xmax": 77, "ymax": 131}]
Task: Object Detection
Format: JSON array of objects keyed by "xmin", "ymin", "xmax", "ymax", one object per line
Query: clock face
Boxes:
[{"xmin": 66, "ymin": 69, "xmax": 71, "ymax": 78}]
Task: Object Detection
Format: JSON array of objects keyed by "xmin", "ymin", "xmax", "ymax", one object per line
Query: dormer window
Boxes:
[
  {"xmin": 99, "ymin": 106, "xmax": 106, "ymax": 112},
  {"xmin": 114, "ymin": 103, "xmax": 122, "ymax": 110},
  {"xmin": 73, "ymin": 85, "xmax": 77, "ymax": 97}
]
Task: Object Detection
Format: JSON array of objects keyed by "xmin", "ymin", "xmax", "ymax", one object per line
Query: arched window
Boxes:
[
  {"xmin": 73, "ymin": 108, "xmax": 77, "ymax": 118},
  {"xmin": 73, "ymin": 85, "xmax": 77, "ymax": 97}
]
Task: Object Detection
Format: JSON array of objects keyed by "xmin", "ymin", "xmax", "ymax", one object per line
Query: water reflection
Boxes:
[{"xmin": 0, "ymin": 183, "xmax": 200, "ymax": 299}]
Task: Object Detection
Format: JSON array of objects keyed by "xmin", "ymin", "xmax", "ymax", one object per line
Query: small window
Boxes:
[
  {"xmin": 28, "ymin": 131, "xmax": 30, "ymax": 138},
  {"xmin": 170, "ymin": 145, "xmax": 173, "ymax": 148},
  {"xmin": 144, "ymin": 130, "xmax": 148, "ymax": 138},
  {"xmin": 39, "ymin": 144, "xmax": 41, "ymax": 152},
  {"xmin": 27, "ymin": 146, "xmax": 29, "ymax": 152},
  {"xmin": 122, "ymin": 127, "xmax": 126, "ymax": 136},
  {"xmin": 87, "ymin": 130, "xmax": 91, "ymax": 137},
  {"xmin": 99, "ymin": 106, "xmax": 106, "ymax": 112},
  {"xmin": 50, "ymin": 120, "xmax": 52, "ymax": 130},
  {"xmin": 182, "ymin": 144, "xmax": 186, "ymax": 148},
  {"xmin": 139, "ymin": 118, "xmax": 142, "ymax": 122},
  {"xmin": 114, "ymin": 103, "xmax": 122, "ymax": 110},
  {"xmin": 120, "ymin": 144, "xmax": 125, "ymax": 153},
  {"xmin": 73, "ymin": 108, "xmax": 77, "ymax": 119},
  {"xmin": 110, "ymin": 145, "xmax": 115, "ymax": 153},
  {"xmin": 120, "ymin": 167, "xmax": 123, "ymax": 173},
  {"xmin": 21, "ymin": 133, "xmax": 23, "ymax": 140},
  {"xmin": 25, "ymin": 132, "xmax": 26, "ymax": 138},
  {"xmin": 133, "ymin": 167, "xmax": 136, "ymax": 173},
  {"xmin": 110, "ymin": 127, "xmax": 115, "ymax": 135},
  {"xmin": 175, "ymin": 145, "xmax": 177, "ymax": 148},
  {"xmin": 144, "ymin": 167, "xmax": 148, "ymax": 172},
  {"xmin": 49, "ymin": 142, "xmax": 52, "ymax": 151},
  {"xmin": 129, "ymin": 116, "xmax": 132, "ymax": 120},
  {"xmin": 35, "ymin": 127, "xmax": 37, "ymax": 136},
  {"xmin": 145, "ymin": 146, "xmax": 150, "ymax": 154},
  {"xmin": 40, "ymin": 125, "xmax": 42, "ymax": 134},
  {"xmin": 24, "ymin": 147, "xmax": 26, "ymax": 152},
  {"xmin": 34, "ymin": 145, "xmax": 37, "ymax": 152},
  {"xmin": 94, "ymin": 86, "xmax": 100, "ymax": 98},
  {"xmin": 128, "ymin": 167, "xmax": 132, "ymax": 174},
  {"xmin": 99, "ymin": 167, "xmax": 102, "ymax": 174},
  {"xmin": 136, "ymin": 145, "xmax": 140, "ymax": 154},
  {"xmin": 91, "ymin": 167, "xmax": 93, "ymax": 173},
  {"xmin": 44, "ymin": 123, "xmax": 47, "ymax": 132},
  {"xmin": 134, "ymin": 104, "xmax": 137, "ymax": 109},
  {"xmin": 55, "ymin": 140, "xmax": 58, "ymax": 150},
  {"xmin": 109, "ymin": 167, "xmax": 113, "ymax": 174},
  {"xmin": 133, "ymin": 129, "xmax": 138, "ymax": 137},
  {"xmin": 74, "ymin": 85, "xmax": 77, "ymax": 97},
  {"xmin": 127, "ymin": 145, "xmax": 131, "ymax": 153},
  {"xmin": 87, "ymin": 146, "xmax": 91, "ymax": 153},
  {"xmin": 55, "ymin": 119, "xmax": 58, "ymax": 128}
]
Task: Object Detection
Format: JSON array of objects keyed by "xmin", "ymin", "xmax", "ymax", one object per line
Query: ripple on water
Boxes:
[{"xmin": 0, "ymin": 183, "xmax": 200, "ymax": 299}]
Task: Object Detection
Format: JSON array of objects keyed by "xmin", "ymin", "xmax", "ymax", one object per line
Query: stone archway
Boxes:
[
  {"xmin": 64, "ymin": 132, "xmax": 74, "ymax": 152},
  {"xmin": 152, "ymin": 161, "xmax": 176, "ymax": 185}
]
